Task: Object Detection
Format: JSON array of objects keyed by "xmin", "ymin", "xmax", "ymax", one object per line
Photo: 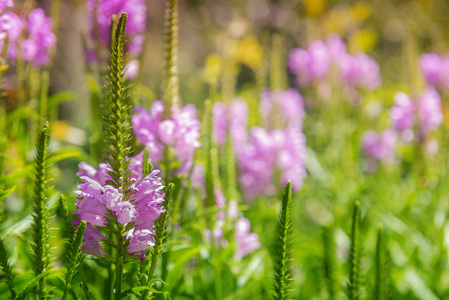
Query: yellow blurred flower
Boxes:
[
  {"xmin": 52, "ymin": 121, "xmax": 86, "ymax": 145},
  {"xmin": 236, "ymin": 35, "xmax": 262, "ymax": 69},
  {"xmin": 350, "ymin": 2, "xmax": 371, "ymax": 24},
  {"xmin": 349, "ymin": 28, "xmax": 377, "ymax": 53},
  {"xmin": 302, "ymin": 0, "xmax": 327, "ymax": 16},
  {"xmin": 323, "ymin": 2, "xmax": 372, "ymax": 35},
  {"xmin": 203, "ymin": 54, "xmax": 223, "ymax": 85}
]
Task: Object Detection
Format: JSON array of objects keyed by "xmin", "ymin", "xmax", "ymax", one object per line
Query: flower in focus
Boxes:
[
  {"xmin": 74, "ymin": 153, "xmax": 165, "ymax": 259},
  {"xmin": 132, "ymin": 101, "xmax": 201, "ymax": 174},
  {"xmin": 85, "ymin": 0, "xmax": 146, "ymax": 61}
]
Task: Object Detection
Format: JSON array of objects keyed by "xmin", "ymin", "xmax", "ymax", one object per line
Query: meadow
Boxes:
[{"xmin": 1, "ymin": 0, "xmax": 449, "ymax": 299}]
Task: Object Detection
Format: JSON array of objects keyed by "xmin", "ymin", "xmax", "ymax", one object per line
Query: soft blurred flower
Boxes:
[
  {"xmin": 337, "ymin": 53, "xmax": 381, "ymax": 90},
  {"xmin": 132, "ymin": 101, "xmax": 201, "ymax": 174},
  {"xmin": 362, "ymin": 129, "xmax": 397, "ymax": 162},
  {"xmin": 288, "ymin": 40, "xmax": 331, "ymax": 87},
  {"xmin": 260, "ymin": 89, "xmax": 305, "ymax": 128},
  {"xmin": 390, "ymin": 88, "xmax": 443, "ymax": 140},
  {"xmin": 234, "ymin": 217, "xmax": 261, "ymax": 260},
  {"xmin": 0, "ymin": 8, "xmax": 56, "ymax": 67},
  {"xmin": 236, "ymin": 35, "xmax": 262, "ymax": 68},
  {"xmin": 390, "ymin": 92, "xmax": 414, "ymax": 132},
  {"xmin": 420, "ymin": 53, "xmax": 449, "ymax": 93},
  {"xmin": 86, "ymin": 0, "xmax": 146, "ymax": 60},
  {"xmin": 0, "ymin": 0, "xmax": 13, "ymax": 13},
  {"xmin": 75, "ymin": 153, "xmax": 165, "ymax": 259},
  {"xmin": 203, "ymin": 54, "xmax": 223, "ymax": 85},
  {"xmin": 124, "ymin": 59, "xmax": 139, "ymax": 80}
]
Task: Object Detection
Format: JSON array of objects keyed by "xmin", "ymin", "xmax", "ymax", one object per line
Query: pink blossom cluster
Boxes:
[
  {"xmin": 85, "ymin": 0, "xmax": 146, "ymax": 62},
  {"xmin": 204, "ymin": 190, "xmax": 261, "ymax": 260},
  {"xmin": 288, "ymin": 35, "xmax": 381, "ymax": 91},
  {"xmin": 213, "ymin": 90, "xmax": 307, "ymax": 200},
  {"xmin": 362, "ymin": 87, "xmax": 443, "ymax": 169},
  {"xmin": 132, "ymin": 101, "xmax": 201, "ymax": 175},
  {"xmin": 390, "ymin": 88, "xmax": 443, "ymax": 141},
  {"xmin": 0, "ymin": 6, "xmax": 56, "ymax": 67},
  {"xmin": 420, "ymin": 53, "xmax": 449, "ymax": 93},
  {"xmin": 74, "ymin": 152, "xmax": 165, "ymax": 259}
]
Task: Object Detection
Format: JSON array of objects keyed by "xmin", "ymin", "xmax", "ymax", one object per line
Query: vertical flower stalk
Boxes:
[
  {"xmin": 163, "ymin": 0, "xmax": 180, "ymax": 113},
  {"xmin": 346, "ymin": 201, "xmax": 363, "ymax": 300},
  {"xmin": 30, "ymin": 122, "xmax": 52, "ymax": 300},
  {"xmin": 106, "ymin": 12, "xmax": 131, "ymax": 297},
  {"xmin": 272, "ymin": 181, "xmax": 294, "ymax": 300},
  {"xmin": 375, "ymin": 229, "xmax": 389, "ymax": 300}
]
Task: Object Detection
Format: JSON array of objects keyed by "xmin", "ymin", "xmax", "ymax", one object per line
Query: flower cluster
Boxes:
[
  {"xmin": 85, "ymin": 0, "xmax": 146, "ymax": 65},
  {"xmin": 288, "ymin": 35, "xmax": 381, "ymax": 91},
  {"xmin": 0, "ymin": 6, "xmax": 56, "ymax": 67},
  {"xmin": 132, "ymin": 101, "xmax": 201, "ymax": 175},
  {"xmin": 204, "ymin": 190, "xmax": 261, "ymax": 261},
  {"xmin": 362, "ymin": 130, "xmax": 397, "ymax": 172},
  {"xmin": 390, "ymin": 88, "xmax": 443, "ymax": 141},
  {"xmin": 362, "ymin": 87, "xmax": 443, "ymax": 169},
  {"xmin": 420, "ymin": 53, "xmax": 449, "ymax": 93},
  {"xmin": 213, "ymin": 90, "xmax": 307, "ymax": 200},
  {"xmin": 74, "ymin": 152, "xmax": 165, "ymax": 259}
]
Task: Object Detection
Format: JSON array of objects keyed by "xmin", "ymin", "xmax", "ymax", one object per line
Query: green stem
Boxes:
[{"xmin": 115, "ymin": 229, "xmax": 124, "ymax": 299}]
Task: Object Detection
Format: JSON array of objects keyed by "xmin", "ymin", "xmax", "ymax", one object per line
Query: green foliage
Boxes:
[
  {"xmin": 322, "ymin": 225, "xmax": 338, "ymax": 300},
  {"xmin": 30, "ymin": 121, "xmax": 52, "ymax": 300},
  {"xmin": 375, "ymin": 229, "xmax": 389, "ymax": 300},
  {"xmin": 0, "ymin": 238, "xmax": 15, "ymax": 298},
  {"xmin": 347, "ymin": 201, "xmax": 363, "ymax": 300},
  {"xmin": 272, "ymin": 181, "xmax": 294, "ymax": 300},
  {"xmin": 58, "ymin": 194, "xmax": 74, "ymax": 241},
  {"xmin": 62, "ymin": 220, "xmax": 86, "ymax": 300},
  {"xmin": 141, "ymin": 183, "xmax": 175, "ymax": 300}
]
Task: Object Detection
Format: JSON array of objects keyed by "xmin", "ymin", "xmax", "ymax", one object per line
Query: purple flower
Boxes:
[
  {"xmin": 124, "ymin": 59, "xmax": 139, "ymax": 80},
  {"xmin": 337, "ymin": 53, "xmax": 381, "ymax": 90},
  {"xmin": 326, "ymin": 35, "xmax": 346, "ymax": 60},
  {"xmin": 86, "ymin": 0, "xmax": 146, "ymax": 59},
  {"xmin": 74, "ymin": 153, "xmax": 165, "ymax": 259},
  {"xmin": 260, "ymin": 89, "xmax": 305, "ymax": 128},
  {"xmin": 390, "ymin": 88, "xmax": 443, "ymax": 140},
  {"xmin": 132, "ymin": 101, "xmax": 201, "ymax": 174},
  {"xmin": 26, "ymin": 8, "xmax": 57, "ymax": 66},
  {"xmin": 0, "ymin": 0, "xmax": 13, "ymax": 13},
  {"xmin": 0, "ymin": 8, "xmax": 56, "ymax": 67},
  {"xmin": 419, "ymin": 53, "xmax": 449, "ymax": 92},
  {"xmin": 362, "ymin": 129, "xmax": 397, "ymax": 162},
  {"xmin": 213, "ymin": 102, "xmax": 227, "ymax": 145},
  {"xmin": 212, "ymin": 98, "xmax": 248, "ymax": 153},
  {"xmin": 390, "ymin": 92, "xmax": 415, "ymax": 132},
  {"xmin": 418, "ymin": 87, "xmax": 444, "ymax": 134},
  {"xmin": 288, "ymin": 40, "xmax": 331, "ymax": 87},
  {"xmin": 234, "ymin": 217, "xmax": 261, "ymax": 260}
]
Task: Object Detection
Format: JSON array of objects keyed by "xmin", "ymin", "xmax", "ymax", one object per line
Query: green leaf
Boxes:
[
  {"xmin": 272, "ymin": 181, "xmax": 294, "ymax": 300},
  {"xmin": 164, "ymin": 246, "xmax": 204, "ymax": 292},
  {"xmin": 15, "ymin": 269, "xmax": 57, "ymax": 300},
  {"xmin": 346, "ymin": 201, "xmax": 363, "ymax": 300}
]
